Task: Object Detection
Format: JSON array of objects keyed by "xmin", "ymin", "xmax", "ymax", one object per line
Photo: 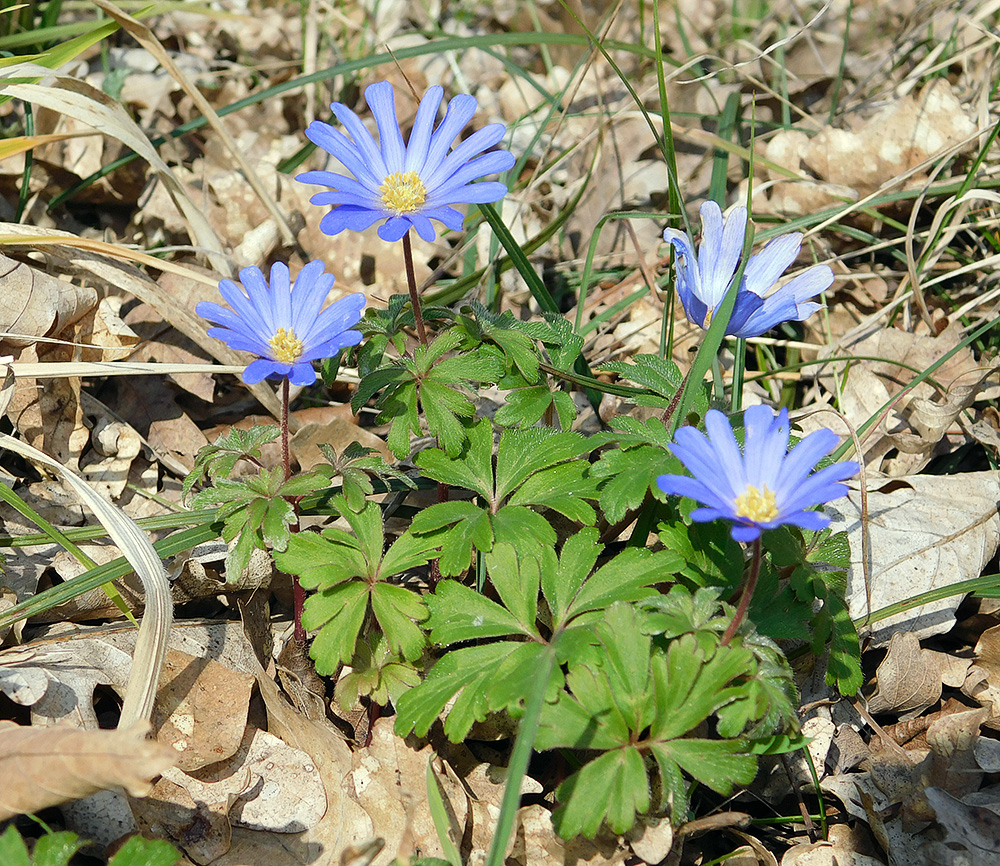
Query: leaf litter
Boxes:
[{"xmin": 0, "ymin": 0, "xmax": 999, "ymax": 864}]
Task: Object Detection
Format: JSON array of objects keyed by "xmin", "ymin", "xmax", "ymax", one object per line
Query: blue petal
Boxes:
[
  {"xmin": 239, "ymin": 267, "xmax": 278, "ymax": 333},
  {"xmin": 215, "ymin": 279, "xmax": 270, "ymax": 339},
  {"xmin": 290, "ymin": 261, "xmax": 335, "ymax": 337},
  {"xmin": 742, "ymin": 233, "xmax": 801, "ymax": 297},
  {"xmin": 422, "ymin": 205, "xmax": 465, "ymax": 232},
  {"xmin": 365, "ymin": 81, "xmax": 406, "ymax": 173},
  {"xmin": 319, "ymin": 206, "xmax": 385, "ymax": 236},
  {"xmin": 300, "ymin": 172, "xmax": 380, "ymax": 201},
  {"xmin": 287, "ymin": 362, "xmax": 318, "ymax": 387},
  {"xmin": 702, "ymin": 205, "xmax": 746, "ymax": 308},
  {"xmin": 730, "ymin": 523, "xmax": 762, "ymax": 542},
  {"xmin": 408, "ymin": 214, "xmax": 438, "ymax": 241},
  {"xmin": 301, "ymin": 123, "xmax": 382, "ymax": 189},
  {"xmin": 330, "ymin": 100, "xmax": 389, "ymax": 179},
  {"xmin": 429, "ymin": 180, "xmax": 510, "ymax": 206},
  {"xmin": 423, "ymin": 123, "xmax": 510, "ymax": 190},
  {"xmin": 269, "ymin": 261, "xmax": 293, "ymax": 332},
  {"xmin": 307, "ymin": 292, "xmax": 366, "ymax": 346},
  {"xmin": 428, "ymin": 151, "xmax": 516, "ymax": 199},
  {"xmin": 742, "ymin": 405, "xmax": 787, "ymax": 490},
  {"xmin": 243, "ymin": 358, "xmax": 282, "ymax": 384},
  {"xmin": 422, "ymin": 93, "xmax": 478, "ymax": 176},
  {"xmin": 378, "ymin": 216, "xmax": 414, "ymax": 242},
  {"xmin": 405, "ymin": 86, "xmax": 443, "ymax": 174},
  {"xmin": 703, "ymin": 409, "xmax": 749, "ymax": 492}
]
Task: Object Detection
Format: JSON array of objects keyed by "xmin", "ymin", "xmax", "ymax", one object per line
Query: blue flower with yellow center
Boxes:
[
  {"xmin": 657, "ymin": 404, "xmax": 858, "ymax": 542},
  {"xmin": 197, "ymin": 261, "xmax": 365, "ymax": 386},
  {"xmin": 663, "ymin": 201, "xmax": 834, "ymax": 338},
  {"xmin": 297, "ymin": 81, "xmax": 516, "ymax": 242}
]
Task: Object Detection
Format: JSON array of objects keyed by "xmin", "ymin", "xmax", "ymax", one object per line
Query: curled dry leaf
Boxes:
[
  {"xmin": 866, "ymin": 632, "xmax": 970, "ymax": 720},
  {"xmin": 827, "ymin": 471, "xmax": 1000, "ymax": 646},
  {"xmin": 753, "ymin": 79, "xmax": 977, "ymax": 215},
  {"xmin": 821, "ymin": 322, "xmax": 989, "ymax": 475},
  {"xmin": 0, "ymin": 252, "xmax": 96, "ymax": 348},
  {"xmin": 0, "ymin": 720, "xmax": 175, "ymax": 820}
]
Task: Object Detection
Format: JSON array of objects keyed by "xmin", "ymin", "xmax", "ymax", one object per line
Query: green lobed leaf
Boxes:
[
  {"xmin": 552, "ymin": 747, "xmax": 649, "ymax": 839},
  {"xmin": 596, "ymin": 603, "xmax": 655, "ymax": 733},
  {"xmin": 649, "ymin": 738, "xmax": 757, "ymax": 796},
  {"xmin": 0, "ymin": 826, "xmax": 30, "ymax": 866},
  {"xmin": 592, "ymin": 445, "xmax": 673, "ymax": 524},
  {"xmin": 394, "ymin": 642, "xmax": 516, "ymax": 741},
  {"xmin": 494, "ymin": 386, "xmax": 577, "ymax": 432},
  {"xmin": 420, "ymin": 378, "xmax": 475, "ymax": 457},
  {"xmin": 535, "ymin": 663, "xmax": 630, "ymax": 751},
  {"xmin": 492, "ymin": 504, "xmax": 556, "ymax": 555},
  {"xmin": 507, "ymin": 460, "xmax": 598, "ymax": 524},
  {"xmin": 425, "ymin": 579, "xmax": 527, "ymax": 644},
  {"xmin": 415, "ymin": 418, "xmax": 495, "ymax": 500},
  {"xmin": 541, "ymin": 528, "xmax": 601, "ymax": 622},
  {"xmin": 560, "ymin": 547, "xmax": 681, "ymax": 625},
  {"xmin": 484, "ymin": 541, "xmax": 544, "ymax": 633},
  {"xmin": 656, "ymin": 519, "xmax": 744, "ymax": 590},
  {"xmin": 650, "ymin": 635, "xmax": 756, "ymax": 741},
  {"xmin": 274, "ymin": 530, "xmax": 368, "ymax": 589},
  {"xmin": 494, "ymin": 428, "xmax": 590, "ymax": 501},
  {"xmin": 304, "ymin": 581, "xmax": 370, "ymax": 673},
  {"xmin": 371, "ymin": 583, "xmax": 428, "ymax": 661},
  {"xmin": 25, "ymin": 831, "xmax": 84, "ymax": 866},
  {"xmin": 107, "ymin": 837, "xmax": 182, "ymax": 866}
]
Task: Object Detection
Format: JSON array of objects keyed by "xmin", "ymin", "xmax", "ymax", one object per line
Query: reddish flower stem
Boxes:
[
  {"xmin": 402, "ymin": 231, "xmax": 428, "ymax": 346},
  {"xmin": 721, "ymin": 537, "xmax": 762, "ymax": 646},
  {"xmin": 280, "ymin": 378, "xmax": 307, "ymax": 644}
]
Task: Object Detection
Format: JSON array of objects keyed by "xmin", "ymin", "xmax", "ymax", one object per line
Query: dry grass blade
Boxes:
[
  {"xmin": 0, "ymin": 431, "xmax": 171, "ymax": 728},
  {"xmin": 93, "ymin": 0, "xmax": 297, "ymax": 247},
  {"xmin": 0, "ymin": 720, "xmax": 175, "ymax": 820},
  {"xmin": 0, "ymin": 62, "xmax": 228, "ymax": 274}
]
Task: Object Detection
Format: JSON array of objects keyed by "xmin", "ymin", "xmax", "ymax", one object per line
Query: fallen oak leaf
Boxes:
[{"xmin": 0, "ymin": 720, "xmax": 175, "ymax": 820}]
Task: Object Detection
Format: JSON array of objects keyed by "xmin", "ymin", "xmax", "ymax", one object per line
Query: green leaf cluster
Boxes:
[
  {"xmin": 0, "ymin": 826, "xmax": 180, "ymax": 866},
  {"xmin": 536, "ymin": 596, "xmax": 794, "ymax": 839},
  {"xmin": 182, "ymin": 424, "xmax": 280, "ymax": 501},
  {"xmin": 394, "ymin": 529, "xmax": 684, "ymax": 742},
  {"xmin": 409, "ymin": 419, "xmax": 599, "ymax": 575},
  {"xmin": 351, "ymin": 330, "xmax": 505, "ymax": 459},
  {"xmin": 316, "ymin": 441, "xmax": 415, "ymax": 512},
  {"xmin": 273, "ymin": 497, "xmax": 439, "ymax": 675},
  {"xmin": 190, "ymin": 466, "xmax": 330, "ymax": 580},
  {"xmin": 333, "ymin": 631, "xmax": 420, "ymax": 712}
]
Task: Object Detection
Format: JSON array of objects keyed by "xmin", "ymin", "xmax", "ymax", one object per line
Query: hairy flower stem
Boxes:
[
  {"xmin": 280, "ymin": 378, "xmax": 307, "ymax": 644},
  {"xmin": 402, "ymin": 232, "xmax": 428, "ymax": 346},
  {"xmin": 281, "ymin": 378, "xmax": 291, "ymax": 482},
  {"xmin": 721, "ymin": 537, "xmax": 762, "ymax": 646}
]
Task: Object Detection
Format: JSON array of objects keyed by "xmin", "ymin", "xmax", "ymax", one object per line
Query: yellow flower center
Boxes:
[
  {"xmin": 704, "ymin": 308, "xmax": 715, "ymax": 328},
  {"xmin": 734, "ymin": 484, "xmax": 779, "ymax": 523},
  {"xmin": 379, "ymin": 171, "xmax": 427, "ymax": 215},
  {"xmin": 268, "ymin": 327, "xmax": 303, "ymax": 365}
]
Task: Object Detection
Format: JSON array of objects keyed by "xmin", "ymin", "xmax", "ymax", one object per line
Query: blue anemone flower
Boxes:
[
  {"xmin": 197, "ymin": 261, "xmax": 365, "ymax": 387},
  {"xmin": 663, "ymin": 201, "xmax": 834, "ymax": 338},
  {"xmin": 297, "ymin": 82, "xmax": 516, "ymax": 243},
  {"xmin": 656, "ymin": 404, "xmax": 858, "ymax": 543}
]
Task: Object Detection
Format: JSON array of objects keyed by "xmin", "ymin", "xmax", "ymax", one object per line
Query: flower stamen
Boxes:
[
  {"xmin": 269, "ymin": 327, "xmax": 304, "ymax": 365},
  {"xmin": 380, "ymin": 171, "xmax": 427, "ymax": 215},
  {"xmin": 734, "ymin": 484, "xmax": 779, "ymax": 523}
]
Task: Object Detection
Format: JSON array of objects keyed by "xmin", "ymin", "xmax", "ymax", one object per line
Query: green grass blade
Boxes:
[{"xmin": 484, "ymin": 645, "xmax": 556, "ymax": 866}]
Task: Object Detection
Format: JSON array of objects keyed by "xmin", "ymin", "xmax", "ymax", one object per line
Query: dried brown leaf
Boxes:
[
  {"xmin": 867, "ymin": 632, "xmax": 947, "ymax": 719},
  {"xmin": 0, "ymin": 720, "xmax": 175, "ymax": 820}
]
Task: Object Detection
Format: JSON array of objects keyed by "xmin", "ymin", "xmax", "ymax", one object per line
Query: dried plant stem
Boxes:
[
  {"xmin": 402, "ymin": 232, "xmax": 428, "ymax": 346},
  {"xmin": 722, "ymin": 537, "xmax": 762, "ymax": 646}
]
